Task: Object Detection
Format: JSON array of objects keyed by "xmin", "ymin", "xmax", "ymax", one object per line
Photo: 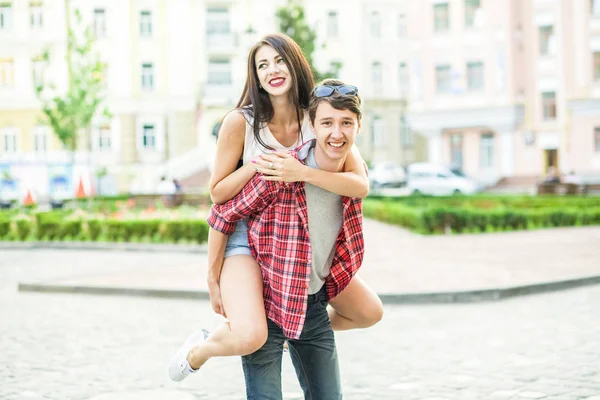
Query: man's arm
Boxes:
[{"xmin": 207, "ymin": 174, "xmax": 279, "ymax": 235}]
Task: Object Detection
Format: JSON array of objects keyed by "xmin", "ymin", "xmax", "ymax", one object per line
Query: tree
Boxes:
[
  {"xmin": 276, "ymin": 2, "xmax": 341, "ymax": 82},
  {"xmin": 35, "ymin": 3, "xmax": 108, "ymax": 155}
]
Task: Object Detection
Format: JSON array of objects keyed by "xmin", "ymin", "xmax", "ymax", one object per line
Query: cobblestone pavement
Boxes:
[{"xmin": 1, "ymin": 253, "xmax": 600, "ymax": 399}]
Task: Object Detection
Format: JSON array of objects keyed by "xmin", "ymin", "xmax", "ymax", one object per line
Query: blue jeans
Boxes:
[{"xmin": 242, "ymin": 288, "xmax": 342, "ymax": 400}]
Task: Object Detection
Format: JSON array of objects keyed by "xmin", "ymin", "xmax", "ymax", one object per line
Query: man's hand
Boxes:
[{"xmin": 207, "ymin": 279, "xmax": 226, "ymax": 317}]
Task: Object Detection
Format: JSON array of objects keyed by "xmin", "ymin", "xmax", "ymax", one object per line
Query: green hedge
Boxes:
[
  {"xmin": 367, "ymin": 194, "xmax": 600, "ymax": 209},
  {"xmin": 363, "ymin": 198, "xmax": 600, "ymax": 234},
  {"xmin": 0, "ymin": 211, "xmax": 209, "ymax": 244}
]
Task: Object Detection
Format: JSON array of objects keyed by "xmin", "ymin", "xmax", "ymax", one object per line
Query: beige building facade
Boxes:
[{"xmin": 0, "ymin": 0, "xmax": 202, "ymax": 196}]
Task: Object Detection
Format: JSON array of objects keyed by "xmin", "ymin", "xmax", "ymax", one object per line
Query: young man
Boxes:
[{"xmin": 174, "ymin": 79, "xmax": 365, "ymax": 399}]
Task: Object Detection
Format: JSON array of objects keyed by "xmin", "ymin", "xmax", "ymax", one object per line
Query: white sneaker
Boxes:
[{"xmin": 168, "ymin": 329, "xmax": 209, "ymax": 382}]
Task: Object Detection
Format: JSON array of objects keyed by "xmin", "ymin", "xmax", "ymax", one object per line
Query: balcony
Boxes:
[
  {"xmin": 206, "ymin": 32, "xmax": 237, "ymax": 55},
  {"xmin": 202, "ymin": 84, "xmax": 235, "ymax": 106}
]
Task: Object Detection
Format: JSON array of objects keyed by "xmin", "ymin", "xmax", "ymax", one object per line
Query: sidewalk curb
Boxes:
[
  {"xmin": 0, "ymin": 241, "xmax": 208, "ymax": 254},
  {"xmin": 17, "ymin": 275, "xmax": 600, "ymax": 305}
]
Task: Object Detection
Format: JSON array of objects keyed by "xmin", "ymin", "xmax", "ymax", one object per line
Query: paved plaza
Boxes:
[
  {"xmin": 1, "ymin": 240, "xmax": 600, "ymax": 399},
  {"xmin": 9, "ymin": 221, "xmax": 600, "ymax": 298}
]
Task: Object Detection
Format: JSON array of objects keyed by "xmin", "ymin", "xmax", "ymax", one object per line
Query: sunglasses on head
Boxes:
[{"xmin": 313, "ymin": 85, "xmax": 359, "ymax": 98}]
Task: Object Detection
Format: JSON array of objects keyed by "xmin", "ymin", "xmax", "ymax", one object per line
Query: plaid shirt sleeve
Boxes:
[
  {"xmin": 207, "ymin": 175, "xmax": 279, "ymax": 235},
  {"xmin": 326, "ymin": 198, "xmax": 365, "ymax": 300}
]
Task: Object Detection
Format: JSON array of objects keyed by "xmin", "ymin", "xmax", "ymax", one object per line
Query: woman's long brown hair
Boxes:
[{"xmin": 236, "ymin": 33, "xmax": 315, "ymax": 150}]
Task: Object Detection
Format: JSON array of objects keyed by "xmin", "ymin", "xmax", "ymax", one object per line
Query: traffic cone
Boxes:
[
  {"xmin": 23, "ymin": 190, "xmax": 35, "ymax": 206},
  {"xmin": 75, "ymin": 177, "xmax": 86, "ymax": 198}
]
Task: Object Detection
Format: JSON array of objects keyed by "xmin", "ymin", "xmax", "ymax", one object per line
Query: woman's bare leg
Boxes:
[
  {"xmin": 187, "ymin": 255, "xmax": 267, "ymax": 369},
  {"xmin": 328, "ymin": 276, "xmax": 383, "ymax": 331}
]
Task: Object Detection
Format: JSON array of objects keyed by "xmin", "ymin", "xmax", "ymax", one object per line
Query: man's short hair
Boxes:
[{"xmin": 308, "ymin": 79, "xmax": 362, "ymax": 125}]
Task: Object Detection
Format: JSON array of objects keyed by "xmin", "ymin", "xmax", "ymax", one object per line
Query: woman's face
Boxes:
[{"xmin": 254, "ymin": 45, "xmax": 292, "ymax": 98}]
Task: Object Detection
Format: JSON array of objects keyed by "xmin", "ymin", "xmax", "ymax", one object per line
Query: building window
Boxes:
[
  {"xmin": 30, "ymin": 2, "xmax": 43, "ymax": 28},
  {"xmin": 327, "ymin": 11, "xmax": 338, "ymax": 37},
  {"xmin": 207, "ymin": 59, "xmax": 232, "ymax": 85},
  {"xmin": 542, "ymin": 92, "xmax": 557, "ymax": 120},
  {"xmin": 594, "ymin": 52, "xmax": 600, "ymax": 81},
  {"xmin": 399, "ymin": 62, "xmax": 409, "ymax": 95},
  {"xmin": 400, "ymin": 116, "xmax": 413, "ymax": 147},
  {"xmin": 139, "ymin": 10, "xmax": 152, "ymax": 37},
  {"xmin": 206, "ymin": 7, "xmax": 230, "ymax": 35},
  {"xmin": 480, "ymin": 133, "xmax": 494, "ymax": 168},
  {"xmin": 397, "ymin": 14, "xmax": 406, "ymax": 38},
  {"xmin": 593, "ymin": 0, "xmax": 600, "ymax": 15},
  {"xmin": 141, "ymin": 63, "xmax": 154, "ymax": 91},
  {"xmin": 464, "ymin": 0, "xmax": 481, "ymax": 28},
  {"xmin": 595, "ymin": 127, "xmax": 600, "ymax": 153},
  {"xmin": 0, "ymin": 58, "xmax": 14, "ymax": 87},
  {"xmin": 466, "ymin": 61, "xmax": 484, "ymax": 91},
  {"xmin": 142, "ymin": 124, "xmax": 156, "ymax": 150},
  {"xmin": 434, "ymin": 3, "xmax": 450, "ymax": 32},
  {"xmin": 370, "ymin": 11, "xmax": 381, "ymax": 37},
  {"xmin": 97, "ymin": 124, "xmax": 111, "ymax": 151},
  {"xmin": 2, "ymin": 128, "xmax": 18, "ymax": 153},
  {"xmin": 450, "ymin": 134, "xmax": 463, "ymax": 168},
  {"xmin": 32, "ymin": 58, "xmax": 45, "ymax": 88},
  {"xmin": 371, "ymin": 61, "xmax": 382, "ymax": 89},
  {"xmin": 93, "ymin": 8, "xmax": 106, "ymax": 37},
  {"xmin": 435, "ymin": 64, "xmax": 451, "ymax": 93},
  {"xmin": 33, "ymin": 125, "xmax": 48, "ymax": 152},
  {"xmin": 372, "ymin": 116, "xmax": 385, "ymax": 148},
  {"xmin": 539, "ymin": 25, "xmax": 554, "ymax": 56},
  {"xmin": 0, "ymin": 3, "xmax": 12, "ymax": 31}
]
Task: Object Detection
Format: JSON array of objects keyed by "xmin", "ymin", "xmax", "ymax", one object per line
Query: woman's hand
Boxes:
[
  {"xmin": 253, "ymin": 152, "xmax": 308, "ymax": 183},
  {"xmin": 207, "ymin": 278, "xmax": 226, "ymax": 317}
]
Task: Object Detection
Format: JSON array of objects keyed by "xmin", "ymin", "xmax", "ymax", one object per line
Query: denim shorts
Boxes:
[{"xmin": 224, "ymin": 219, "xmax": 252, "ymax": 258}]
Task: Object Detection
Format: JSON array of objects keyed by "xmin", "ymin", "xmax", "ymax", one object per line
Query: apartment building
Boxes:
[
  {"xmin": 3, "ymin": 0, "xmax": 597, "ymax": 198},
  {"xmin": 405, "ymin": 0, "xmax": 600, "ymax": 184},
  {"xmin": 305, "ymin": 0, "xmax": 428, "ymax": 167},
  {"xmin": 0, "ymin": 0, "xmax": 205, "ymax": 195}
]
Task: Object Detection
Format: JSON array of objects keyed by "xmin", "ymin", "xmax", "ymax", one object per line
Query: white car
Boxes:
[
  {"xmin": 369, "ymin": 162, "xmax": 406, "ymax": 189},
  {"xmin": 406, "ymin": 163, "xmax": 478, "ymax": 196}
]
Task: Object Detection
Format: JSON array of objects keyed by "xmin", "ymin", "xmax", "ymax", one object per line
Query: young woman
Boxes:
[{"xmin": 169, "ymin": 33, "xmax": 383, "ymax": 382}]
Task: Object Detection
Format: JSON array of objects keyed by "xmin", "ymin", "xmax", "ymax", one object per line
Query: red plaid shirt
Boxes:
[{"xmin": 207, "ymin": 140, "xmax": 364, "ymax": 339}]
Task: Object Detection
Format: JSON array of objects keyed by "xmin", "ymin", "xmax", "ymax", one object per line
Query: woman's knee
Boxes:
[
  {"xmin": 358, "ymin": 296, "xmax": 384, "ymax": 328},
  {"xmin": 236, "ymin": 325, "xmax": 268, "ymax": 355}
]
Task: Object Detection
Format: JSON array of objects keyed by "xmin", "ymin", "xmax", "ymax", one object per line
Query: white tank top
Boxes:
[{"xmin": 241, "ymin": 107, "xmax": 315, "ymax": 164}]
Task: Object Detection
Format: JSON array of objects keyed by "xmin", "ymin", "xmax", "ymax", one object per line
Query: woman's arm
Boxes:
[
  {"xmin": 207, "ymin": 227, "xmax": 227, "ymax": 285},
  {"xmin": 208, "ymin": 110, "xmax": 257, "ymax": 205},
  {"xmin": 206, "ymin": 227, "xmax": 228, "ymax": 316},
  {"xmin": 304, "ymin": 144, "xmax": 369, "ymax": 198},
  {"xmin": 258, "ymin": 144, "xmax": 369, "ymax": 198}
]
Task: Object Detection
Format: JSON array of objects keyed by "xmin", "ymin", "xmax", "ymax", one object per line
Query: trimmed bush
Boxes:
[
  {"xmin": 14, "ymin": 218, "xmax": 33, "ymax": 240},
  {"xmin": 162, "ymin": 220, "xmax": 207, "ymax": 243},
  {"xmin": 364, "ymin": 197, "xmax": 600, "ymax": 235},
  {"xmin": 0, "ymin": 217, "xmax": 10, "ymax": 238},
  {"xmin": 86, "ymin": 219, "xmax": 103, "ymax": 240}
]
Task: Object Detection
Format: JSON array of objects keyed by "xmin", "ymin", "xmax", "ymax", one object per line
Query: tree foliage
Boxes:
[
  {"xmin": 276, "ymin": 2, "xmax": 341, "ymax": 82},
  {"xmin": 35, "ymin": 8, "xmax": 108, "ymax": 152}
]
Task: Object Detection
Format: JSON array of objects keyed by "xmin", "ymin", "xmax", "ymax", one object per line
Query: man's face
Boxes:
[{"xmin": 311, "ymin": 101, "xmax": 360, "ymax": 162}]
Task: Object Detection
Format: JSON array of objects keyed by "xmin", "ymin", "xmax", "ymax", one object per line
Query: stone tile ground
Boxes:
[{"xmin": 1, "ymin": 253, "xmax": 600, "ymax": 399}]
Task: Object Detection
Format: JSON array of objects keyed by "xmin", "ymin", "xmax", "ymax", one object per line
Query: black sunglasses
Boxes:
[{"xmin": 313, "ymin": 85, "xmax": 359, "ymax": 98}]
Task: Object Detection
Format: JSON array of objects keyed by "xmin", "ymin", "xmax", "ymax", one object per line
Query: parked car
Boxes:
[
  {"xmin": 406, "ymin": 162, "xmax": 478, "ymax": 196},
  {"xmin": 369, "ymin": 162, "xmax": 407, "ymax": 189}
]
